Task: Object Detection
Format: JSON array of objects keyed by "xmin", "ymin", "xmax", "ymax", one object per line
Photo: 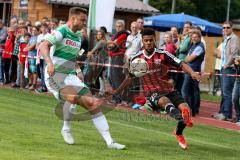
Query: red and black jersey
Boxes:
[{"xmin": 132, "ymin": 48, "xmax": 182, "ymax": 96}]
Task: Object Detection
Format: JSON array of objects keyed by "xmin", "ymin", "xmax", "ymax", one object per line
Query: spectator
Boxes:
[
  {"xmin": 24, "ymin": 26, "xmax": 39, "ymax": 90},
  {"xmin": 125, "ymin": 21, "xmax": 142, "ymax": 101},
  {"xmin": 41, "ymin": 17, "xmax": 50, "ymax": 27},
  {"xmin": 35, "ymin": 23, "xmax": 50, "ymax": 93},
  {"xmin": 78, "ymin": 27, "xmax": 89, "ymax": 72},
  {"xmin": 215, "ymin": 21, "xmax": 240, "ymax": 120},
  {"xmin": 49, "ymin": 18, "xmax": 58, "ymax": 33},
  {"xmin": 212, "ymin": 41, "xmax": 225, "ymax": 119},
  {"xmin": 34, "ymin": 21, "xmax": 42, "ymax": 28},
  {"xmin": 10, "ymin": 17, "xmax": 18, "ymax": 28},
  {"xmin": 41, "ymin": 17, "xmax": 49, "ymax": 24},
  {"xmin": 19, "ymin": 32, "xmax": 31, "ymax": 88},
  {"xmin": 80, "ymin": 27, "xmax": 89, "ymax": 57},
  {"xmin": 58, "ymin": 20, "xmax": 66, "ymax": 26},
  {"xmin": 2, "ymin": 27, "xmax": 15, "ymax": 84},
  {"xmin": 175, "ymin": 21, "xmax": 192, "ymax": 94},
  {"xmin": 181, "ymin": 30, "xmax": 205, "ymax": 116},
  {"xmin": 86, "ymin": 29, "xmax": 108, "ymax": 96},
  {"xmin": 125, "ymin": 21, "xmax": 142, "ymax": 60},
  {"xmin": 11, "ymin": 26, "xmax": 28, "ymax": 87},
  {"xmin": 136, "ymin": 17, "xmax": 144, "ymax": 33},
  {"xmin": 18, "ymin": 19, "xmax": 25, "ymax": 28},
  {"xmin": 0, "ymin": 19, "xmax": 8, "ymax": 84},
  {"xmin": 178, "ymin": 21, "xmax": 192, "ymax": 61},
  {"xmin": 100, "ymin": 26, "xmax": 110, "ymax": 41},
  {"xmin": 194, "ymin": 26, "xmax": 207, "ymax": 72},
  {"xmin": 170, "ymin": 26, "xmax": 180, "ymax": 46},
  {"xmin": 79, "ymin": 27, "xmax": 90, "ymax": 83},
  {"xmin": 100, "ymin": 26, "xmax": 107, "ymax": 35},
  {"xmin": 26, "ymin": 20, "xmax": 32, "ymax": 33},
  {"xmin": 35, "ymin": 23, "xmax": 49, "ymax": 93},
  {"xmin": 26, "ymin": 20, "xmax": 31, "ymax": 26},
  {"xmin": 163, "ymin": 31, "xmax": 176, "ymax": 55},
  {"xmin": 162, "ymin": 31, "xmax": 177, "ymax": 83},
  {"xmin": 232, "ymin": 56, "xmax": 240, "ymax": 125},
  {"xmin": 108, "ymin": 20, "xmax": 129, "ymax": 103}
]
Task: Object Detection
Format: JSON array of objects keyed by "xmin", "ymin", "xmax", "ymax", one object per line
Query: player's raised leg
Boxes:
[
  {"xmin": 60, "ymin": 86, "xmax": 126, "ymax": 149},
  {"xmin": 157, "ymin": 95, "xmax": 189, "ymax": 150}
]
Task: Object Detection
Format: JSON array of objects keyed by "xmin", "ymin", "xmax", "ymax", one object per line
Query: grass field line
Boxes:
[{"xmin": 109, "ymin": 120, "xmax": 237, "ymax": 151}]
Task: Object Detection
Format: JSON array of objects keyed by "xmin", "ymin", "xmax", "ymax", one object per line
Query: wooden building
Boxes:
[{"xmin": 11, "ymin": 0, "xmax": 159, "ymax": 30}]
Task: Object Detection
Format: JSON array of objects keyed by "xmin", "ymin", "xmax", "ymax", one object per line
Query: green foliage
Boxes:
[
  {"xmin": 150, "ymin": 0, "xmax": 240, "ymax": 23},
  {"xmin": 150, "ymin": 0, "xmax": 197, "ymax": 15}
]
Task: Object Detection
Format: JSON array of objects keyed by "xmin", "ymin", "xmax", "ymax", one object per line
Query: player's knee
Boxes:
[
  {"xmin": 83, "ymin": 97, "xmax": 97, "ymax": 109},
  {"xmin": 87, "ymin": 100, "xmax": 95, "ymax": 108},
  {"xmin": 158, "ymin": 97, "xmax": 170, "ymax": 106},
  {"xmin": 66, "ymin": 95, "xmax": 78, "ymax": 104},
  {"xmin": 179, "ymin": 103, "xmax": 190, "ymax": 111}
]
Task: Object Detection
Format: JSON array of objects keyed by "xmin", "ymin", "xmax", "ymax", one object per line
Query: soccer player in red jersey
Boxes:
[{"xmin": 115, "ymin": 28, "xmax": 200, "ymax": 150}]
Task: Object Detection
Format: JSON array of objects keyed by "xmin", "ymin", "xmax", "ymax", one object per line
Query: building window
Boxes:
[
  {"xmin": 19, "ymin": 0, "xmax": 28, "ymax": 20},
  {"xmin": 19, "ymin": 10, "xmax": 28, "ymax": 20}
]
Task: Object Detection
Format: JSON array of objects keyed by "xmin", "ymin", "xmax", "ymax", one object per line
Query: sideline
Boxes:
[{"xmin": 109, "ymin": 120, "xmax": 239, "ymax": 151}]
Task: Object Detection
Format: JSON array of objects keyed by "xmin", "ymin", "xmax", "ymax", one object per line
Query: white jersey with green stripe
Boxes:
[{"xmin": 45, "ymin": 24, "xmax": 82, "ymax": 74}]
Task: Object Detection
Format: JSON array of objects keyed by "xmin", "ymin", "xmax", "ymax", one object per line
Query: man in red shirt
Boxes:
[
  {"xmin": 114, "ymin": 28, "xmax": 200, "ymax": 150},
  {"xmin": 107, "ymin": 20, "xmax": 129, "ymax": 103}
]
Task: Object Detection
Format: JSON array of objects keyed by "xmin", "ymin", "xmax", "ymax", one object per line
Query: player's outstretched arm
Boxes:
[
  {"xmin": 39, "ymin": 40, "xmax": 54, "ymax": 76},
  {"xmin": 181, "ymin": 62, "xmax": 201, "ymax": 81},
  {"xmin": 114, "ymin": 74, "xmax": 134, "ymax": 95}
]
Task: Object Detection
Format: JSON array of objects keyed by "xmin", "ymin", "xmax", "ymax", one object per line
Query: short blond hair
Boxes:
[
  {"xmin": 69, "ymin": 7, "xmax": 87, "ymax": 18},
  {"xmin": 164, "ymin": 31, "xmax": 173, "ymax": 39},
  {"xmin": 192, "ymin": 30, "xmax": 202, "ymax": 38}
]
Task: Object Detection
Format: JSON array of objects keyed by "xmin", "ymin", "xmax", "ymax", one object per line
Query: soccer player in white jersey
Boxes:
[{"xmin": 39, "ymin": 7, "xmax": 125, "ymax": 150}]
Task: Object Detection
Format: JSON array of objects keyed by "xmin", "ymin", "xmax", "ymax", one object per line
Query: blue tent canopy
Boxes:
[{"xmin": 144, "ymin": 13, "xmax": 222, "ymax": 36}]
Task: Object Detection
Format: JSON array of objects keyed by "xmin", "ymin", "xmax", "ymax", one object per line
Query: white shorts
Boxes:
[{"xmin": 45, "ymin": 69, "xmax": 89, "ymax": 100}]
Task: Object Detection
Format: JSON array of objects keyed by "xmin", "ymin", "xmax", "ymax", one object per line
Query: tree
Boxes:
[
  {"xmin": 150, "ymin": 0, "xmax": 240, "ymax": 23},
  {"xmin": 191, "ymin": 0, "xmax": 228, "ymax": 22},
  {"xmin": 150, "ymin": 0, "xmax": 197, "ymax": 15}
]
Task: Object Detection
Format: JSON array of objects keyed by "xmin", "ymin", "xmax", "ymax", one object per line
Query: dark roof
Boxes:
[{"xmin": 47, "ymin": 0, "xmax": 159, "ymax": 14}]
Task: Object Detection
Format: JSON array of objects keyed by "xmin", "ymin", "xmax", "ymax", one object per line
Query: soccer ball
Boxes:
[{"xmin": 129, "ymin": 58, "xmax": 149, "ymax": 77}]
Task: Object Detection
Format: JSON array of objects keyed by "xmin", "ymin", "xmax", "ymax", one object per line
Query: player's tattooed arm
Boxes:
[{"xmin": 39, "ymin": 40, "xmax": 55, "ymax": 76}]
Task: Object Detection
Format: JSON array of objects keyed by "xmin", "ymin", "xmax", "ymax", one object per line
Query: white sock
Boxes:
[
  {"xmin": 92, "ymin": 112, "xmax": 113, "ymax": 145},
  {"xmin": 99, "ymin": 77, "xmax": 105, "ymax": 95},
  {"xmin": 62, "ymin": 121, "xmax": 71, "ymax": 131},
  {"xmin": 62, "ymin": 101, "xmax": 76, "ymax": 131}
]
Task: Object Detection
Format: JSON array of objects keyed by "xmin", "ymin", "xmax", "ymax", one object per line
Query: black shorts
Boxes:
[{"xmin": 148, "ymin": 91, "xmax": 185, "ymax": 111}]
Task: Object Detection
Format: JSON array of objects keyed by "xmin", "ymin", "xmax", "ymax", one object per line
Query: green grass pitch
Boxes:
[{"xmin": 0, "ymin": 88, "xmax": 239, "ymax": 160}]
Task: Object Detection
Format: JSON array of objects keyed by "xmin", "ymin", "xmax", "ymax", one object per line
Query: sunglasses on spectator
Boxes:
[{"xmin": 223, "ymin": 26, "xmax": 231, "ymax": 29}]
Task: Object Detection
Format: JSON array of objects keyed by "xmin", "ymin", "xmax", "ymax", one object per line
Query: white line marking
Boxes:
[{"xmin": 109, "ymin": 120, "xmax": 239, "ymax": 150}]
